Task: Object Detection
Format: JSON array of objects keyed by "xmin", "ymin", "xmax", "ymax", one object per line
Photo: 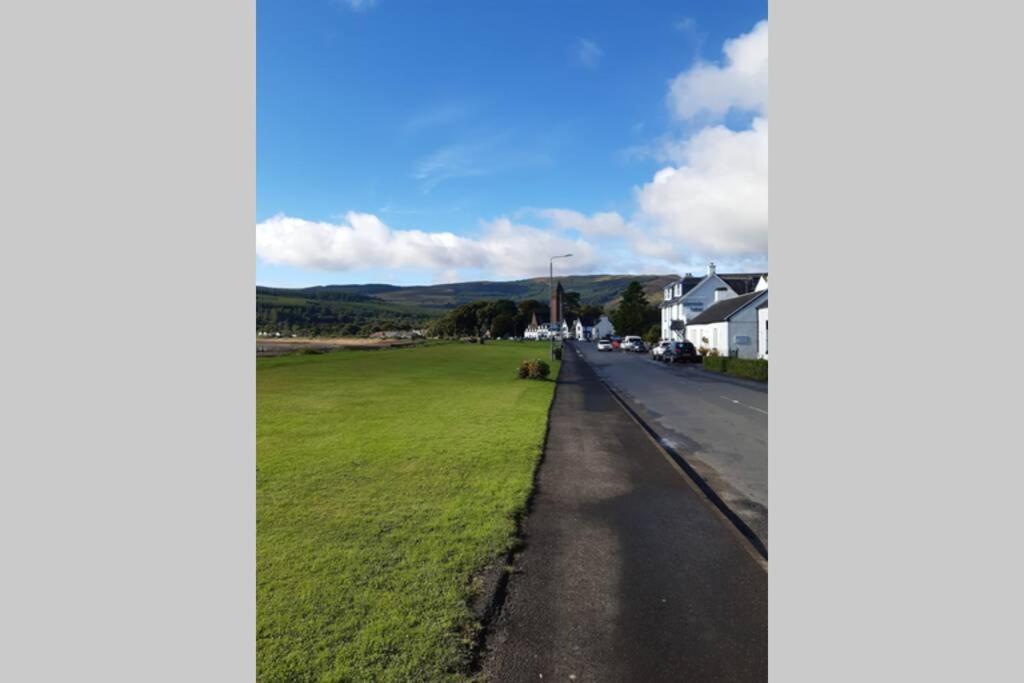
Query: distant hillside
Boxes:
[
  {"xmin": 364, "ymin": 274, "xmax": 674, "ymax": 309},
  {"xmin": 256, "ymin": 288, "xmax": 436, "ymax": 337},
  {"xmin": 256, "ymin": 274, "xmax": 676, "ymax": 336}
]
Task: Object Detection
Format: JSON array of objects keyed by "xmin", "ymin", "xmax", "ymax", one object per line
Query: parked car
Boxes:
[
  {"xmin": 630, "ymin": 339, "xmax": 648, "ymax": 352},
  {"xmin": 596, "ymin": 338, "xmax": 613, "ymax": 352},
  {"xmin": 622, "ymin": 335, "xmax": 643, "ymax": 352},
  {"xmin": 662, "ymin": 340, "xmax": 699, "ymax": 364},
  {"xmin": 610, "ymin": 336, "xmax": 623, "ymax": 350},
  {"xmin": 651, "ymin": 340, "xmax": 672, "ymax": 359}
]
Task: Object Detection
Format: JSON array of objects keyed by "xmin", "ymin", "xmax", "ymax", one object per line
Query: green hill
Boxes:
[{"xmin": 256, "ymin": 274, "xmax": 676, "ymax": 336}]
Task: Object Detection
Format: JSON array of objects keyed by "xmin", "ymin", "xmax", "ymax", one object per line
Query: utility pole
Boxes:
[{"xmin": 549, "ymin": 253, "xmax": 572, "ymax": 360}]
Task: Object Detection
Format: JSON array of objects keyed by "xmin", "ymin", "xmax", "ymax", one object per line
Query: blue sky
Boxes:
[{"xmin": 257, "ymin": 1, "xmax": 768, "ymax": 287}]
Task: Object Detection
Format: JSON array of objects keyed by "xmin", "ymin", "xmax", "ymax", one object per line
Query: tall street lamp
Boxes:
[{"xmin": 550, "ymin": 253, "xmax": 572, "ymax": 359}]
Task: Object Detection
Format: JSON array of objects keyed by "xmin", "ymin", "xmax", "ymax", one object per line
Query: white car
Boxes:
[
  {"xmin": 651, "ymin": 341, "xmax": 671, "ymax": 359},
  {"xmin": 596, "ymin": 338, "xmax": 613, "ymax": 352},
  {"xmin": 622, "ymin": 335, "xmax": 643, "ymax": 352}
]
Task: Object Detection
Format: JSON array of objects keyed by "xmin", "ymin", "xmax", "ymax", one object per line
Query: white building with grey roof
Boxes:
[{"xmin": 659, "ymin": 263, "xmax": 767, "ymax": 342}]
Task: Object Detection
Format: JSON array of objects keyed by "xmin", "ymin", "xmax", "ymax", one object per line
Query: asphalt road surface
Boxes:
[
  {"xmin": 574, "ymin": 341, "xmax": 768, "ymax": 547},
  {"xmin": 481, "ymin": 348, "xmax": 767, "ymax": 682}
]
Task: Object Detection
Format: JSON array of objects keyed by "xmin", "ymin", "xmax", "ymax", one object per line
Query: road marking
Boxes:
[{"xmin": 720, "ymin": 395, "xmax": 768, "ymax": 415}]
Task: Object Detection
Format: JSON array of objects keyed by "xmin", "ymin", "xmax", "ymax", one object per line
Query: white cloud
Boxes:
[
  {"xmin": 574, "ymin": 38, "xmax": 603, "ymax": 68},
  {"xmin": 256, "ymin": 212, "xmax": 600, "ymax": 278},
  {"xmin": 633, "ymin": 117, "xmax": 768, "ymax": 259},
  {"xmin": 626, "ymin": 21, "xmax": 768, "ymax": 264},
  {"xmin": 537, "ymin": 208, "xmax": 627, "ymax": 237},
  {"xmin": 668, "ymin": 19, "xmax": 767, "ymax": 120}
]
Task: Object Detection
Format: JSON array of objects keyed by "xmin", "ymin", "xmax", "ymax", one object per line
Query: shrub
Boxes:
[
  {"xmin": 725, "ymin": 358, "xmax": 768, "ymax": 382},
  {"xmin": 707, "ymin": 347, "xmax": 721, "ymax": 358},
  {"xmin": 643, "ymin": 324, "xmax": 661, "ymax": 345},
  {"xmin": 517, "ymin": 358, "xmax": 551, "ymax": 380},
  {"xmin": 703, "ymin": 355, "xmax": 728, "ymax": 373}
]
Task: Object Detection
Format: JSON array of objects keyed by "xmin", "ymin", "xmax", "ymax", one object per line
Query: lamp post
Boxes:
[{"xmin": 549, "ymin": 253, "xmax": 572, "ymax": 359}]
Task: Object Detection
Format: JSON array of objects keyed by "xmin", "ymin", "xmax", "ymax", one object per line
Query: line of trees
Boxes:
[{"xmin": 427, "ymin": 293, "xmax": 607, "ymax": 339}]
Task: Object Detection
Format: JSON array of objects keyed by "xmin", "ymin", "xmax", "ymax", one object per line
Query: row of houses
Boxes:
[
  {"xmin": 661, "ymin": 263, "xmax": 769, "ymax": 360},
  {"xmin": 523, "ymin": 311, "xmax": 616, "ymax": 341}
]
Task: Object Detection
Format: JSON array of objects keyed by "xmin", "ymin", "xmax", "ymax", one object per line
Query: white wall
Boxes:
[
  {"xmin": 687, "ymin": 322, "xmax": 729, "ymax": 355},
  {"xmin": 686, "ymin": 292, "xmax": 767, "ymax": 360},
  {"xmin": 758, "ymin": 306, "xmax": 768, "ymax": 359},
  {"xmin": 727, "ymin": 306, "xmax": 761, "ymax": 360},
  {"xmin": 593, "ymin": 315, "xmax": 615, "ymax": 338}
]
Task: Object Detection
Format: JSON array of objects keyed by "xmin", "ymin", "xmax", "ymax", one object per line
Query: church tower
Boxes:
[{"xmin": 550, "ymin": 281, "xmax": 565, "ymax": 325}]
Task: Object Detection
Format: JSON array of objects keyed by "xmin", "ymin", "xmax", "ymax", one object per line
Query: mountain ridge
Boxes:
[{"xmin": 256, "ymin": 274, "xmax": 677, "ymax": 336}]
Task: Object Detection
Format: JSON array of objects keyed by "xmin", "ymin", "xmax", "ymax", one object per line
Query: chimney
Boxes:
[
  {"xmin": 714, "ymin": 286, "xmax": 735, "ymax": 303},
  {"xmin": 708, "ymin": 262, "xmax": 716, "ymax": 276}
]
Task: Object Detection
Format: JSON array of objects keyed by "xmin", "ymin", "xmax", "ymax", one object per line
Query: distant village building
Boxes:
[
  {"xmin": 560, "ymin": 318, "xmax": 572, "ymax": 339},
  {"xmin": 574, "ymin": 316, "xmax": 595, "ymax": 341},
  {"xmin": 592, "ymin": 314, "xmax": 615, "ymax": 339},
  {"xmin": 524, "ymin": 312, "xmax": 550, "ymax": 340}
]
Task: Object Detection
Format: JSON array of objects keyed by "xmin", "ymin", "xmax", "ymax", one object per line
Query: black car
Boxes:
[{"xmin": 662, "ymin": 341, "xmax": 699, "ymax": 364}]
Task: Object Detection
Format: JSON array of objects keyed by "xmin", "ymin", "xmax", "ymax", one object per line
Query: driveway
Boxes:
[
  {"xmin": 481, "ymin": 347, "xmax": 767, "ymax": 682},
  {"xmin": 574, "ymin": 341, "xmax": 768, "ymax": 548}
]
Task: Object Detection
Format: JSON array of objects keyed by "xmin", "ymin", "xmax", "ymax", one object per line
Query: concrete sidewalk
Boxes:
[{"xmin": 480, "ymin": 347, "xmax": 767, "ymax": 682}]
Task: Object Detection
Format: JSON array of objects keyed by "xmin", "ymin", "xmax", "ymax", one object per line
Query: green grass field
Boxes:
[{"xmin": 257, "ymin": 341, "xmax": 559, "ymax": 681}]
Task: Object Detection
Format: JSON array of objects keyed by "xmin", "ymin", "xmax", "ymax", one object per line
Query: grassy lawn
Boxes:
[{"xmin": 257, "ymin": 341, "xmax": 559, "ymax": 682}]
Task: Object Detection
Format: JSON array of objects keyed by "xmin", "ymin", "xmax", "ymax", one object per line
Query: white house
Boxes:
[
  {"xmin": 660, "ymin": 263, "xmax": 767, "ymax": 342},
  {"xmin": 592, "ymin": 314, "xmax": 615, "ymax": 339},
  {"xmin": 574, "ymin": 316, "xmax": 595, "ymax": 341},
  {"xmin": 757, "ymin": 302, "xmax": 768, "ymax": 359},
  {"xmin": 685, "ymin": 289, "xmax": 768, "ymax": 360}
]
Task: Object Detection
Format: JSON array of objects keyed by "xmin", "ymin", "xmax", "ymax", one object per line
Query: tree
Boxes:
[
  {"xmin": 609, "ymin": 281, "xmax": 658, "ymax": 335},
  {"xmin": 577, "ymin": 303, "xmax": 603, "ymax": 322},
  {"xmin": 515, "ymin": 299, "xmax": 549, "ymax": 335},
  {"xmin": 643, "ymin": 324, "xmax": 661, "ymax": 345},
  {"xmin": 490, "ymin": 313, "xmax": 516, "ymax": 339},
  {"xmin": 562, "ymin": 291, "xmax": 582, "ymax": 317}
]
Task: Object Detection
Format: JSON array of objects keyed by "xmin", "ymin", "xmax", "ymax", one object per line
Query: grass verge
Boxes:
[{"xmin": 257, "ymin": 341, "xmax": 559, "ymax": 681}]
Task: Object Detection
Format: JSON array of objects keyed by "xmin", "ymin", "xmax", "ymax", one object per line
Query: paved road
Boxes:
[
  {"xmin": 481, "ymin": 348, "xmax": 767, "ymax": 682},
  {"xmin": 575, "ymin": 341, "xmax": 768, "ymax": 547}
]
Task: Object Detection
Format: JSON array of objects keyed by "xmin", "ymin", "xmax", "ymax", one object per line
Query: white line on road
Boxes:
[{"xmin": 720, "ymin": 395, "xmax": 768, "ymax": 415}]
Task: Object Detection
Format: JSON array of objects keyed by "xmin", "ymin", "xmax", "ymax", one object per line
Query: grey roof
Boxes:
[
  {"xmin": 686, "ymin": 291, "xmax": 767, "ymax": 325},
  {"xmin": 661, "ymin": 272, "xmax": 767, "ymax": 307},
  {"xmin": 719, "ymin": 273, "xmax": 767, "ymax": 295}
]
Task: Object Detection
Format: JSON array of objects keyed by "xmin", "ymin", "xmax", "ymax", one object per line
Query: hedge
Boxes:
[
  {"xmin": 703, "ymin": 355, "xmax": 728, "ymax": 373},
  {"xmin": 702, "ymin": 356, "xmax": 768, "ymax": 382}
]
